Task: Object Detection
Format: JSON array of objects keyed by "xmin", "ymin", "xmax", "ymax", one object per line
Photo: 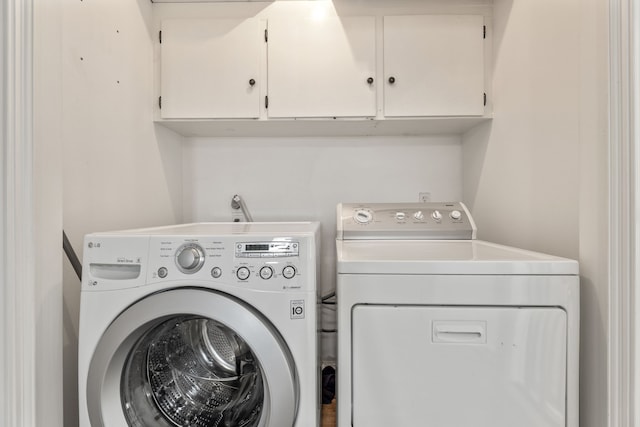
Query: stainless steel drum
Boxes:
[{"xmin": 121, "ymin": 316, "xmax": 263, "ymax": 427}]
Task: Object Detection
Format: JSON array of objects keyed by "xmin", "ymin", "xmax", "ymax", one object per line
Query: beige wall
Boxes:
[
  {"xmin": 34, "ymin": 0, "xmax": 64, "ymax": 425},
  {"xmin": 463, "ymin": 1, "xmax": 609, "ymax": 427},
  {"xmin": 60, "ymin": 0, "xmax": 183, "ymax": 425}
]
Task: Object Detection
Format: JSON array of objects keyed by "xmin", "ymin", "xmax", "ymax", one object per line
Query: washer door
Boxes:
[{"xmin": 86, "ymin": 289, "xmax": 297, "ymax": 427}]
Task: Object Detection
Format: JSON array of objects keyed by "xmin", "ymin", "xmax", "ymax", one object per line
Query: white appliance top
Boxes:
[
  {"xmin": 336, "ymin": 203, "xmax": 578, "ymax": 275},
  {"xmin": 337, "ymin": 239, "xmax": 578, "ymax": 275},
  {"xmin": 94, "ymin": 221, "xmax": 320, "ymax": 236}
]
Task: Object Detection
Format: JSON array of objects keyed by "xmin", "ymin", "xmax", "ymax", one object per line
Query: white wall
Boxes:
[
  {"xmin": 184, "ymin": 135, "xmax": 463, "ymax": 361},
  {"xmin": 463, "ymin": 0, "xmax": 580, "ymax": 257},
  {"xmin": 0, "ymin": 0, "xmax": 5, "ymax": 416},
  {"xmin": 578, "ymin": 1, "xmax": 609, "ymax": 426},
  {"xmin": 183, "ymin": 136, "xmax": 463, "ymax": 280},
  {"xmin": 462, "ymin": 1, "xmax": 609, "ymax": 427},
  {"xmin": 34, "ymin": 0, "xmax": 64, "ymax": 425},
  {"xmin": 60, "ymin": 0, "xmax": 183, "ymax": 425}
]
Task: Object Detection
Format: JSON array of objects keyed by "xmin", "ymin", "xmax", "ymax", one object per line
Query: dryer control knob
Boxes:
[
  {"xmin": 354, "ymin": 209, "xmax": 373, "ymax": 224},
  {"xmin": 450, "ymin": 210, "xmax": 462, "ymax": 221},
  {"xmin": 413, "ymin": 211, "xmax": 425, "ymax": 221},
  {"xmin": 432, "ymin": 210, "xmax": 442, "ymax": 221},
  {"xmin": 175, "ymin": 244, "xmax": 205, "ymax": 274}
]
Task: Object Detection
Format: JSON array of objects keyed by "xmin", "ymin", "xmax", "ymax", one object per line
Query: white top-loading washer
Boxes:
[{"xmin": 335, "ymin": 203, "xmax": 579, "ymax": 427}]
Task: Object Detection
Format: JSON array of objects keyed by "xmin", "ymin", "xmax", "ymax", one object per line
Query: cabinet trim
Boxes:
[{"xmin": 156, "ymin": 117, "xmax": 491, "ymax": 138}]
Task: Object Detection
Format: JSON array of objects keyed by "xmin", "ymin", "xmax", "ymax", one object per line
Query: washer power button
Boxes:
[{"xmin": 211, "ymin": 267, "xmax": 222, "ymax": 278}]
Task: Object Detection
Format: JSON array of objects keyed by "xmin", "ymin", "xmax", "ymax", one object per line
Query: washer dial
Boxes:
[
  {"xmin": 236, "ymin": 266, "xmax": 250, "ymax": 281},
  {"xmin": 175, "ymin": 243, "xmax": 205, "ymax": 274},
  {"xmin": 282, "ymin": 265, "xmax": 297, "ymax": 279},
  {"xmin": 259, "ymin": 266, "xmax": 274, "ymax": 280}
]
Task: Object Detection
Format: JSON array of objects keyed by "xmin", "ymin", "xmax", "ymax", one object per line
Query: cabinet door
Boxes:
[
  {"xmin": 267, "ymin": 16, "xmax": 376, "ymax": 118},
  {"xmin": 383, "ymin": 15, "xmax": 485, "ymax": 117},
  {"xmin": 160, "ymin": 19, "xmax": 261, "ymax": 119}
]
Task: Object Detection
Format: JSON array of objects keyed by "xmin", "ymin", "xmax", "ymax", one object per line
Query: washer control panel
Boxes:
[
  {"xmin": 231, "ymin": 240, "xmax": 300, "ymax": 283},
  {"xmin": 338, "ymin": 202, "xmax": 477, "ymax": 240},
  {"xmin": 82, "ymin": 222, "xmax": 319, "ymax": 292},
  {"xmin": 144, "ymin": 236, "xmax": 306, "ymax": 290}
]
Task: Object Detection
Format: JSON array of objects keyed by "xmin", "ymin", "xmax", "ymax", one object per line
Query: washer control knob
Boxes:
[
  {"xmin": 354, "ymin": 209, "xmax": 373, "ymax": 224},
  {"xmin": 211, "ymin": 267, "xmax": 222, "ymax": 278},
  {"xmin": 259, "ymin": 266, "xmax": 274, "ymax": 280},
  {"xmin": 282, "ymin": 265, "xmax": 297, "ymax": 279},
  {"xmin": 175, "ymin": 244, "xmax": 205, "ymax": 274},
  {"xmin": 450, "ymin": 210, "xmax": 462, "ymax": 221},
  {"xmin": 413, "ymin": 211, "xmax": 425, "ymax": 221},
  {"xmin": 236, "ymin": 266, "xmax": 250, "ymax": 281},
  {"xmin": 157, "ymin": 267, "xmax": 168, "ymax": 278},
  {"xmin": 395, "ymin": 212, "xmax": 406, "ymax": 221},
  {"xmin": 432, "ymin": 210, "xmax": 442, "ymax": 221}
]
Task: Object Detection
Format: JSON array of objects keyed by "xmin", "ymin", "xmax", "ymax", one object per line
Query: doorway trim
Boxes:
[
  {"xmin": 1, "ymin": 0, "xmax": 37, "ymax": 425},
  {"xmin": 609, "ymin": 0, "xmax": 639, "ymax": 425}
]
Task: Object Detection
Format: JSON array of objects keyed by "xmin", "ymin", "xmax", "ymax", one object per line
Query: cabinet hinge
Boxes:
[
  {"xmin": 159, "ymin": 30, "xmax": 162, "ymax": 44},
  {"xmin": 264, "ymin": 29, "xmax": 268, "ymax": 42},
  {"xmin": 265, "ymin": 95, "xmax": 269, "ymax": 109},
  {"xmin": 158, "ymin": 96, "xmax": 162, "ymax": 109},
  {"xmin": 483, "ymin": 25, "xmax": 486, "ymax": 39},
  {"xmin": 483, "ymin": 92, "xmax": 487, "ymax": 106}
]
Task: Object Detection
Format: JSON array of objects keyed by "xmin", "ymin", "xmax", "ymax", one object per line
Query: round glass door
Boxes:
[
  {"xmin": 122, "ymin": 316, "xmax": 264, "ymax": 426},
  {"xmin": 86, "ymin": 289, "xmax": 297, "ymax": 427}
]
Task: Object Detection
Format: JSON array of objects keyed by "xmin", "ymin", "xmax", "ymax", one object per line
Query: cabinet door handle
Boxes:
[
  {"xmin": 388, "ymin": 76, "xmax": 396, "ymax": 84},
  {"xmin": 367, "ymin": 77, "xmax": 374, "ymax": 85},
  {"xmin": 249, "ymin": 79, "xmax": 256, "ymax": 86}
]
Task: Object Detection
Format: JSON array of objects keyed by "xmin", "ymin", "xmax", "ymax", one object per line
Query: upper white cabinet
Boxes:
[
  {"xmin": 383, "ymin": 15, "xmax": 485, "ymax": 117},
  {"xmin": 160, "ymin": 18, "xmax": 262, "ymax": 119},
  {"xmin": 267, "ymin": 16, "xmax": 376, "ymax": 118},
  {"xmin": 155, "ymin": 13, "xmax": 490, "ymax": 135}
]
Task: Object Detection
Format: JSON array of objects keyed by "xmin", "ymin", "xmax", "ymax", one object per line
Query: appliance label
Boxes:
[{"xmin": 290, "ymin": 300, "xmax": 305, "ymax": 319}]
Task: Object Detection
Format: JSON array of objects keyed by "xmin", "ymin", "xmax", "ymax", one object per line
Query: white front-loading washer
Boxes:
[
  {"xmin": 78, "ymin": 222, "xmax": 320, "ymax": 427},
  {"xmin": 336, "ymin": 203, "xmax": 579, "ymax": 427}
]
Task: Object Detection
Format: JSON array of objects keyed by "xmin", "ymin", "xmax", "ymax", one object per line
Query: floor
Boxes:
[{"xmin": 322, "ymin": 400, "xmax": 336, "ymax": 427}]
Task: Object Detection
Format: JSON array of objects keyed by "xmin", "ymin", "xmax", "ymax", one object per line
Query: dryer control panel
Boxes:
[{"xmin": 337, "ymin": 202, "xmax": 477, "ymax": 240}]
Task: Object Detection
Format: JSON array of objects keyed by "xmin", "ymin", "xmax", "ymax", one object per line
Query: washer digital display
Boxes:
[{"xmin": 235, "ymin": 241, "xmax": 299, "ymax": 258}]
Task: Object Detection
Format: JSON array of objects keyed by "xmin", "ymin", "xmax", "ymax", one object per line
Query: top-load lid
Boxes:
[
  {"xmin": 337, "ymin": 202, "xmax": 477, "ymax": 240},
  {"xmin": 336, "ymin": 239, "xmax": 579, "ymax": 275}
]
